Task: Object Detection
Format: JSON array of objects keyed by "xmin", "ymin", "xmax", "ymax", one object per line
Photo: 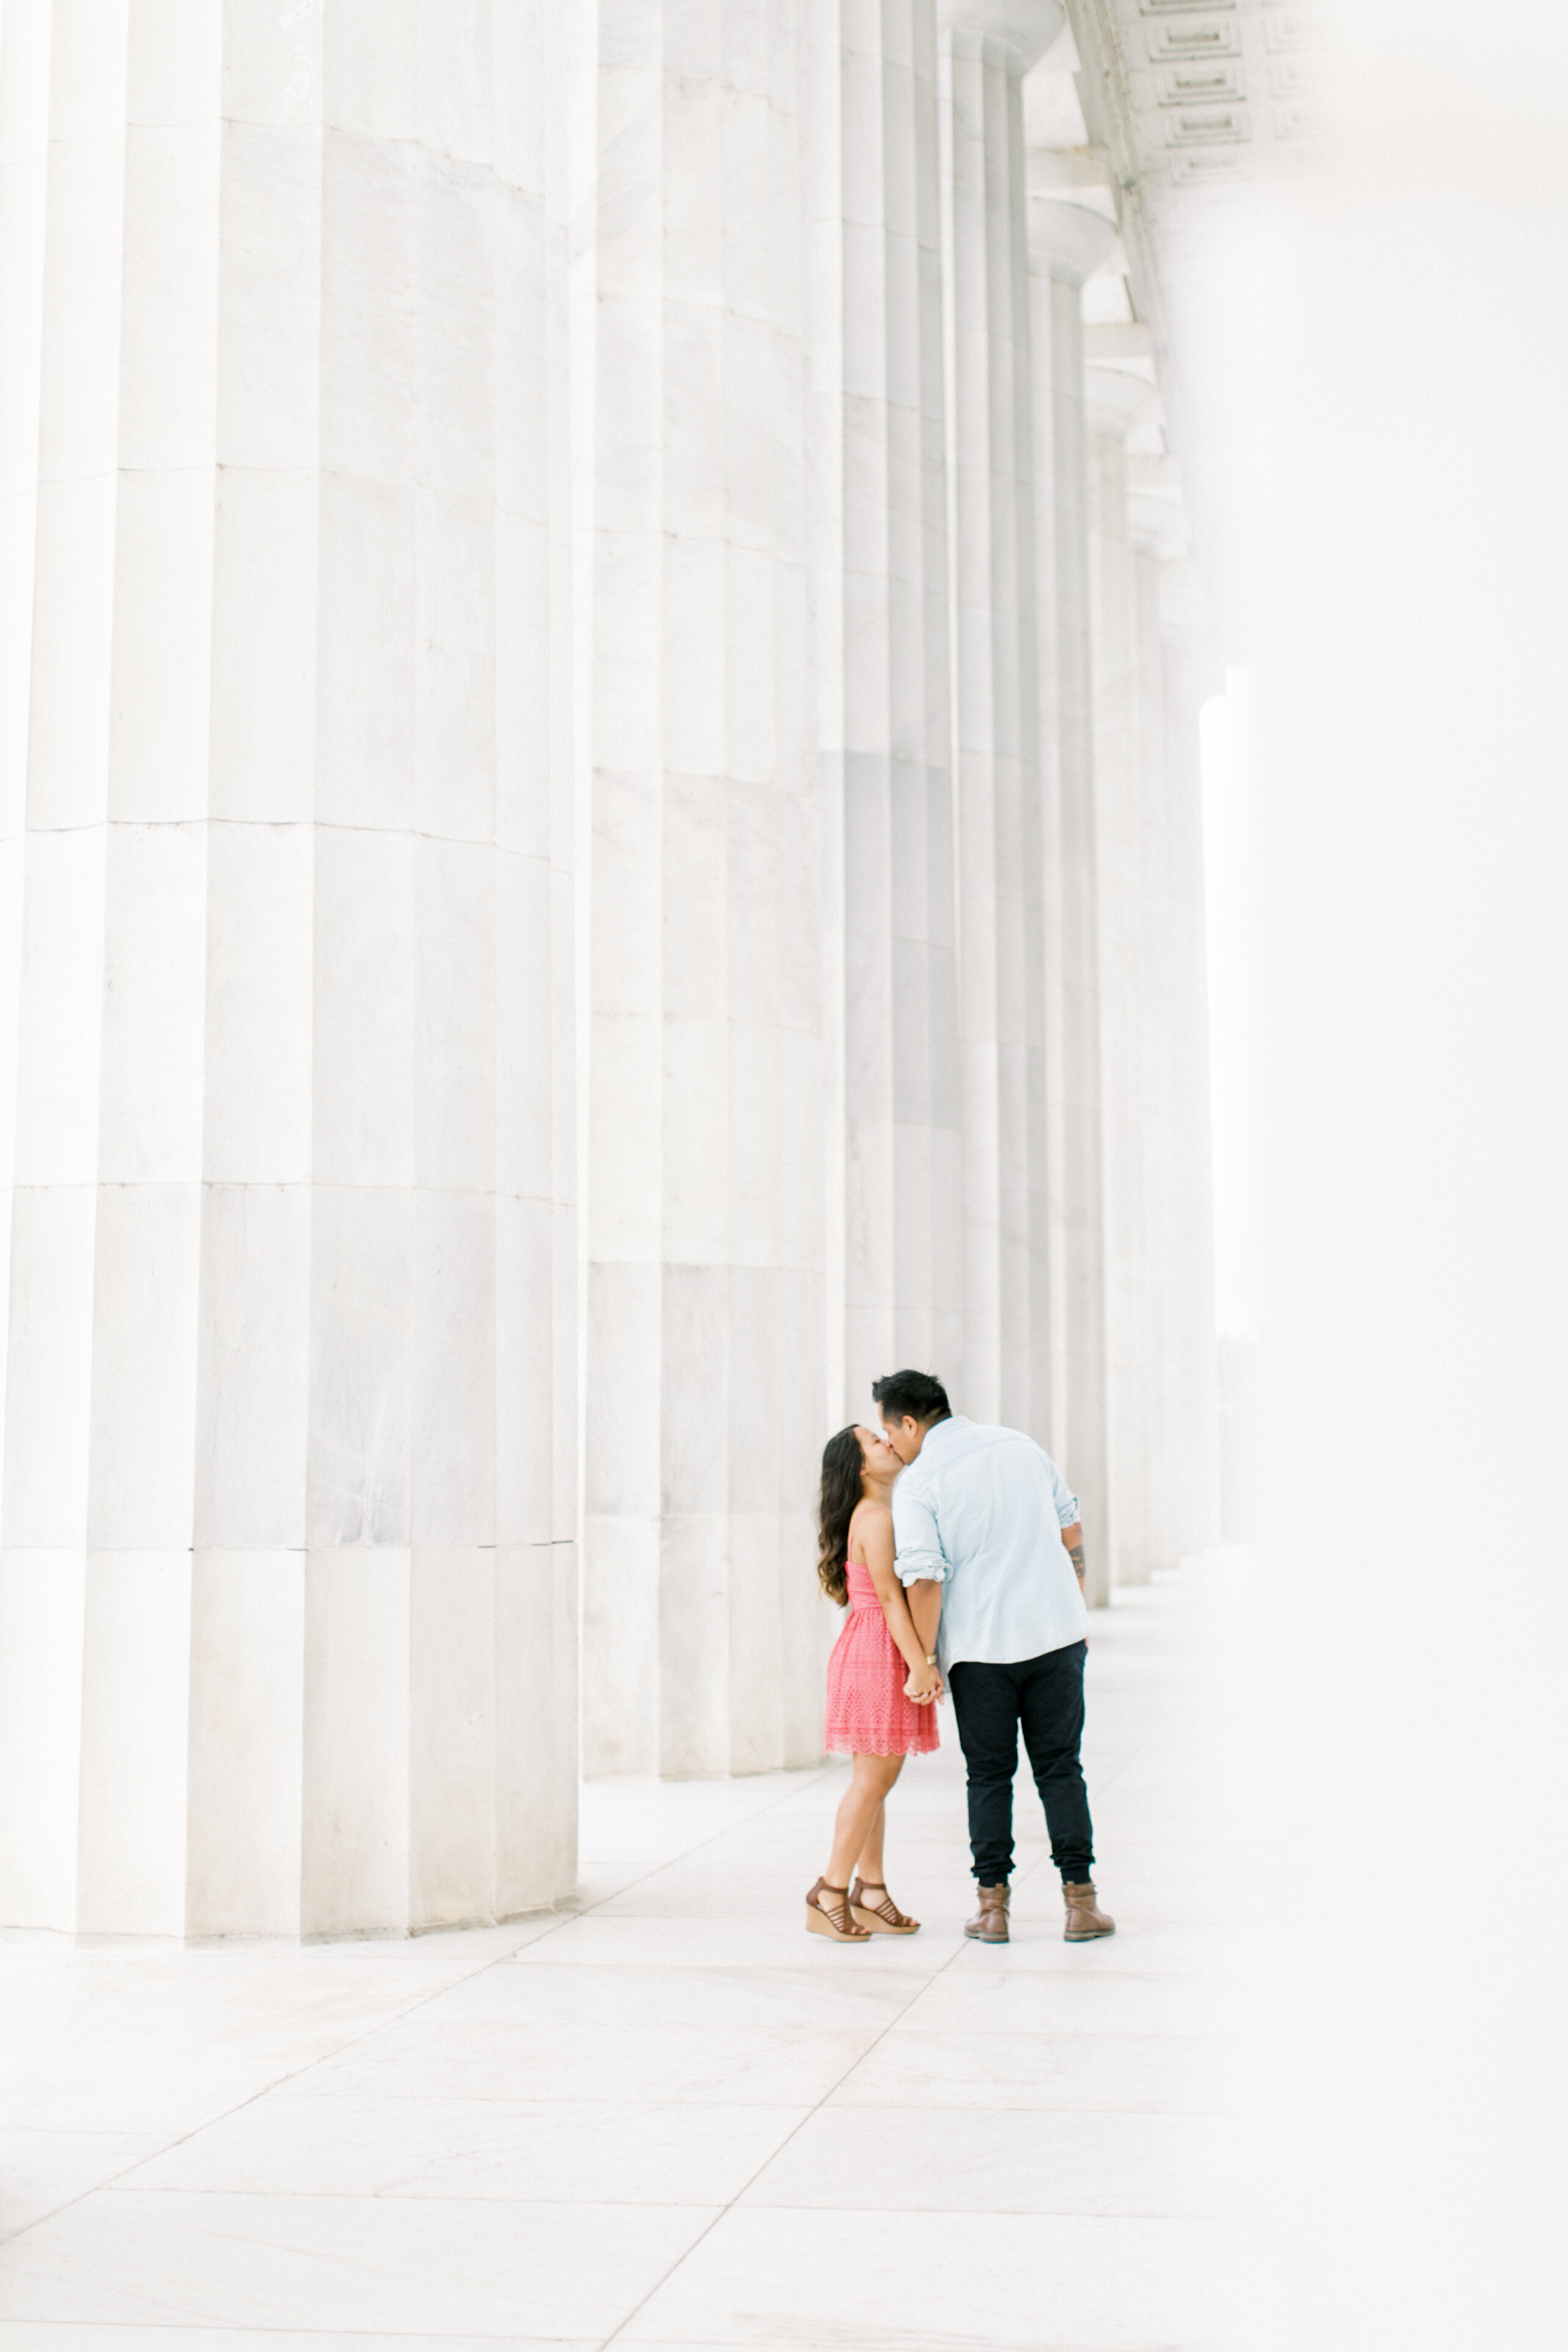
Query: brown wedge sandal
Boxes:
[
  {"xmin": 806, "ymin": 1877, "xmax": 872, "ymax": 1941},
  {"xmin": 849, "ymin": 1878, "xmax": 921, "ymax": 1934}
]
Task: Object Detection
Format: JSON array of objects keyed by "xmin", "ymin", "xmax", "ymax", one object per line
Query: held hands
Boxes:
[{"xmin": 904, "ymin": 1661, "xmax": 943, "ymax": 1705}]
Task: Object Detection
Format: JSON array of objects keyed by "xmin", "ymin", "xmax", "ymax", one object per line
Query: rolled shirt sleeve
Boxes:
[
  {"xmin": 893, "ymin": 1477, "xmax": 950, "ymax": 1585},
  {"xmin": 1041, "ymin": 1449, "xmax": 1080, "ymax": 1527}
]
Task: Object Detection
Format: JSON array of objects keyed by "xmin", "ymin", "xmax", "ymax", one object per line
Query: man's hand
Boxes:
[{"xmin": 905, "ymin": 1661, "xmax": 943, "ymax": 1705}]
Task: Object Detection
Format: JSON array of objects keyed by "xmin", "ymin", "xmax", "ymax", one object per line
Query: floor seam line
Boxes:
[
  {"xmin": 0, "ymin": 1775, "xmax": 836, "ymax": 2260},
  {"xmin": 595, "ymin": 1906, "xmax": 973, "ymax": 2348},
  {"xmin": 534, "ymin": 1765, "xmax": 837, "ymax": 1949},
  {"xmin": 0, "ymin": 1586, "xmax": 1212, "ymax": 2343}
]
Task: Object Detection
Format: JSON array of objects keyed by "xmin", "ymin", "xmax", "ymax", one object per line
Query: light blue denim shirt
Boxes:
[{"xmin": 893, "ymin": 1415, "xmax": 1088, "ymax": 1671}]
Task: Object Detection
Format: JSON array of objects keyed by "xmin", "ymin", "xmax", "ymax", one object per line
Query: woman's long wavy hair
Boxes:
[{"xmin": 816, "ymin": 1425, "xmax": 866, "ymax": 1607}]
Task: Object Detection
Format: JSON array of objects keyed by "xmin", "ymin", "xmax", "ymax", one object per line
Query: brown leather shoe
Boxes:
[
  {"xmin": 965, "ymin": 1884, "xmax": 1010, "ymax": 1943},
  {"xmin": 1062, "ymin": 1879, "xmax": 1115, "ymax": 1940}
]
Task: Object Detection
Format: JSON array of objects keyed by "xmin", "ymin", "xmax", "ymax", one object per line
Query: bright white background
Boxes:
[{"xmin": 1187, "ymin": 5, "xmax": 1568, "ymax": 2339}]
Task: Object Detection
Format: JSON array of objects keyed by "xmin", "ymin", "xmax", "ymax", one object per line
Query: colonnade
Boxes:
[{"xmin": 0, "ymin": 0, "xmax": 1215, "ymax": 1937}]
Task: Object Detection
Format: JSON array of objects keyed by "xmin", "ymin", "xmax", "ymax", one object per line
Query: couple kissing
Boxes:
[{"xmin": 806, "ymin": 1370, "xmax": 1114, "ymax": 1950}]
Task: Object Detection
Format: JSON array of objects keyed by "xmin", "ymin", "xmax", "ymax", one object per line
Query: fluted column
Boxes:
[
  {"xmin": 1128, "ymin": 523, "xmax": 1176, "ymax": 1585},
  {"xmin": 1026, "ymin": 190, "xmax": 1116, "ymax": 1604},
  {"xmin": 1106, "ymin": 505, "xmax": 1220, "ymax": 1587},
  {"xmin": 938, "ymin": 0, "xmax": 1062, "ymax": 1428},
  {"xmin": 581, "ymin": 0, "xmax": 823, "ymax": 1778},
  {"xmin": 809, "ymin": 0, "xmax": 962, "ymax": 1423},
  {"xmin": 0, "ymin": 1, "xmax": 576, "ymax": 1937},
  {"xmin": 1126, "ymin": 529, "xmax": 1220, "ymax": 1582},
  {"xmin": 1085, "ymin": 359, "xmax": 1160, "ymax": 1587},
  {"xmin": 1153, "ymin": 589, "xmax": 1221, "ymax": 1572}
]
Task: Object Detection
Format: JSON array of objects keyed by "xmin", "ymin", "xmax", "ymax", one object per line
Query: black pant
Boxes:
[{"xmin": 948, "ymin": 1642, "xmax": 1094, "ymax": 1886}]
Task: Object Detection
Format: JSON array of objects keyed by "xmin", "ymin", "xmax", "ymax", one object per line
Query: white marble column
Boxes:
[
  {"xmin": 581, "ymin": 0, "xmax": 825, "ymax": 1779},
  {"xmin": 1026, "ymin": 190, "xmax": 1116, "ymax": 1603},
  {"xmin": 938, "ymin": 0, "xmax": 1062, "ymax": 1429},
  {"xmin": 0, "ymin": 0, "xmax": 576, "ymax": 1937},
  {"xmin": 1147, "ymin": 580, "xmax": 1221, "ymax": 1574},
  {"xmin": 1085, "ymin": 358, "xmax": 1160, "ymax": 1587},
  {"xmin": 1128, "ymin": 527, "xmax": 1178, "ymax": 1583},
  {"xmin": 808, "ymin": 0, "xmax": 961, "ymax": 1424},
  {"xmin": 1113, "ymin": 533, "xmax": 1221, "ymax": 1586}
]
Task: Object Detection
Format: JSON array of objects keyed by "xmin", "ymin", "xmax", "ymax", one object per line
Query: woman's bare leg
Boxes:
[
  {"xmin": 853, "ymin": 1781, "xmax": 900, "ymax": 1889},
  {"xmin": 823, "ymin": 1754, "xmax": 902, "ymax": 1892}
]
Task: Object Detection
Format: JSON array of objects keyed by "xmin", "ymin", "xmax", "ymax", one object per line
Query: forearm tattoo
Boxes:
[{"xmin": 1069, "ymin": 1543, "xmax": 1086, "ymax": 1580}]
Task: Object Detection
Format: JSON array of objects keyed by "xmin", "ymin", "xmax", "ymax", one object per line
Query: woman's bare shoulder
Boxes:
[
  {"xmin": 848, "ymin": 1500, "xmax": 895, "ymax": 1560},
  {"xmin": 845, "ymin": 1498, "xmax": 891, "ymax": 1555}
]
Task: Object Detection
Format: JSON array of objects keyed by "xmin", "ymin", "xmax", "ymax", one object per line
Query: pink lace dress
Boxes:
[{"xmin": 824, "ymin": 1557, "xmax": 941, "ymax": 1758}]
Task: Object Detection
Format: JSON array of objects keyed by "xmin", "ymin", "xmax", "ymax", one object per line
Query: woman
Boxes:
[{"xmin": 806, "ymin": 1424, "xmax": 941, "ymax": 1941}]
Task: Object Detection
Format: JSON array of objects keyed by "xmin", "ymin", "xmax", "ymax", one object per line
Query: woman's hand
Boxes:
[{"xmin": 860, "ymin": 1509, "xmax": 943, "ymax": 1706}]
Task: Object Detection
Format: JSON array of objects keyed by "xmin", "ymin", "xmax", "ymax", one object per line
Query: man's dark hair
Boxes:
[{"xmin": 870, "ymin": 1370, "xmax": 951, "ymax": 1425}]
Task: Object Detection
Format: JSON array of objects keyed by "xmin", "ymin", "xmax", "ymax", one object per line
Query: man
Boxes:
[{"xmin": 873, "ymin": 1368, "xmax": 1114, "ymax": 1947}]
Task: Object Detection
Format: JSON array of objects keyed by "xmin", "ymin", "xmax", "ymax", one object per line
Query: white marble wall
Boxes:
[
  {"xmin": 0, "ymin": 0, "xmax": 576, "ymax": 1937},
  {"xmin": 580, "ymin": 0, "xmax": 825, "ymax": 1780},
  {"xmin": 810, "ymin": 0, "xmax": 963, "ymax": 1425}
]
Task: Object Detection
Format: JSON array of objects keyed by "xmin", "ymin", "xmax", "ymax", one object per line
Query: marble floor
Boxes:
[{"xmin": 0, "ymin": 1572, "xmax": 1224, "ymax": 2351}]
